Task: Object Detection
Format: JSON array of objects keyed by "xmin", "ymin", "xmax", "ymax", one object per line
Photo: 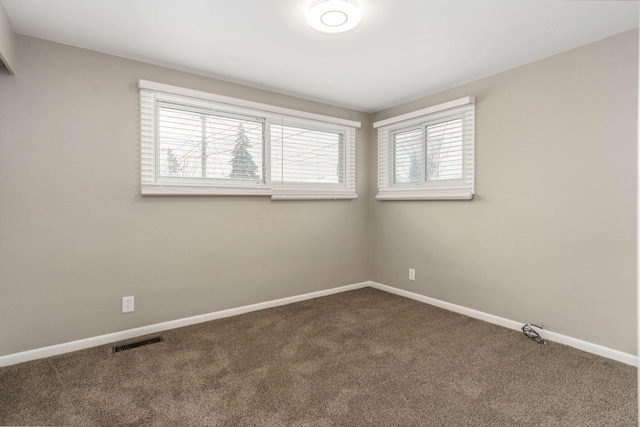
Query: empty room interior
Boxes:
[{"xmin": 0, "ymin": 0, "xmax": 638, "ymax": 425}]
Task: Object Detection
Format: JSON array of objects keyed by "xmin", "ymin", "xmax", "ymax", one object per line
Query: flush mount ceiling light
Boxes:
[{"xmin": 307, "ymin": 0, "xmax": 362, "ymax": 34}]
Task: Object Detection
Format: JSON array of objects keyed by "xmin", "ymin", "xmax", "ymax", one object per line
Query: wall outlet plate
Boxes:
[
  {"xmin": 122, "ymin": 296, "xmax": 134, "ymax": 313},
  {"xmin": 409, "ymin": 268, "xmax": 415, "ymax": 281}
]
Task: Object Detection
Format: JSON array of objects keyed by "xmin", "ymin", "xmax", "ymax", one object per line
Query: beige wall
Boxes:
[
  {"xmin": 370, "ymin": 30, "xmax": 638, "ymax": 355},
  {"xmin": 0, "ymin": 29, "xmax": 637, "ymax": 358},
  {"xmin": 0, "ymin": 36, "xmax": 370, "ymax": 356}
]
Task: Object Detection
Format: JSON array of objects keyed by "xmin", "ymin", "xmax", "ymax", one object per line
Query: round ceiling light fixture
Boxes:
[{"xmin": 307, "ymin": 0, "xmax": 362, "ymax": 34}]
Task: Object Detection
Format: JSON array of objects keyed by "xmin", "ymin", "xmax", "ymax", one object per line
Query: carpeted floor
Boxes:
[{"xmin": 0, "ymin": 288, "xmax": 637, "ymax": 426}]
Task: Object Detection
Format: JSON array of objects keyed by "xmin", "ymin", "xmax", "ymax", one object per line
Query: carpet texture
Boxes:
[{"xmin": 0, "ymin": 288, "xmax": 636, "ymax": 426}]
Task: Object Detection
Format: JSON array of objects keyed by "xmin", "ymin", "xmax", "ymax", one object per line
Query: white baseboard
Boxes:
[
  {"xmin": 0, "ymin": 281, "xmax": 370, "ymax": 367},
  {"xmin": 369, "ymin": 281, "xmax": 638, "ymax": 367},
  {"xmin": 2, "ymin": 280, "xmax": 636, "ymax": 368}
]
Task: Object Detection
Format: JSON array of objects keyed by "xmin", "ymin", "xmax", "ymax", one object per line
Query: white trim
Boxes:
[
  {"xmin": 271, "ymin": 193, "xmax": 358, "ymax": 200},
  {"xmin": 0, "ymin": 282, "xmax": 370, "ymax": 367},
  {"xmin": 141, "ymin": 184, "xmax": 273, "ymax": 196},
  {"xmin": 270, "ymin": 187, "xmax": 358, "ymax": 200},
  {"xmin": 373, "ymin": 96, "xmax": 475, "ymax": 128},
  {"xmin": 368, "ymin": 281, "xmax": 638, "ymax": 367},
  {"xmin": 139, "ymin": 80, "xmax": 362, "ymax": 129},
  {"xmin": 375, "ymin": 189, "xmax": 473, "ymax": 200}
]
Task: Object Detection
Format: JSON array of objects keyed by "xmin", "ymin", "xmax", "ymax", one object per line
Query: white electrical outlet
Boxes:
[
  {"xmin": 122, "ymin": 296, "xmax": 134, "ymax": 313},
  {"xmin": 409, "ymin": 268, "xmax": 415, "ymax": 281}
]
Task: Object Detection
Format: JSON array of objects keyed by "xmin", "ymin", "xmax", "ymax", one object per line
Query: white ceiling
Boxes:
[{"xmin": 1, "ymin": 0, "xmax": 638, "ymax": 112}]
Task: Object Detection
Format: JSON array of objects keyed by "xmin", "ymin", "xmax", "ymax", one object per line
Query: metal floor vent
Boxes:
[{"xmin": 113, "ymin": 336, "xmax": 163, "ymax": 353}]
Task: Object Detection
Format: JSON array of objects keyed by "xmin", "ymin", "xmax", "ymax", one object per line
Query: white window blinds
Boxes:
[
  {"xmin": 269, "ymin": 118, "xmax": 356, "ymax": 200},
  {"xmin": 140, "ymin": 80, "xmax": 359, "ymax": 199},
  {"xmin": 157, "ymin": 103, "xmax": 264, "ymax": 183},
  {"xmin": 375, "ymin": 97, "xmax": 475, "ymax": 200}
]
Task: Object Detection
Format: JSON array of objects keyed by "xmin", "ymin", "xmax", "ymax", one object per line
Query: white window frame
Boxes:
[
  {"xmin": 374, "ymin": 96, "xmax": 475, "ymax": 200},
  {"xmin": 140, "ymin": 80, "xmax": 360, "ymax": 199}
]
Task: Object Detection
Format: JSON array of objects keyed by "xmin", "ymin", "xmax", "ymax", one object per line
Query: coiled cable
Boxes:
[{"xmin": 522, "ymin": 323, "xmax": 546, "ymax": 345}]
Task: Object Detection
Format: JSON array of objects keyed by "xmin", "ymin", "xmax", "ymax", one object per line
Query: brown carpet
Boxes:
[{"xmin": 0, "ymin": 288, "xmax": 637, "ymax": 426}]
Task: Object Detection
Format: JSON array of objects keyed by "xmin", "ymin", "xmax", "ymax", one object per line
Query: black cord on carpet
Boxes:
[{"xmin": 522, "ymin": 323, "xmax": 546, "ymax": 345}]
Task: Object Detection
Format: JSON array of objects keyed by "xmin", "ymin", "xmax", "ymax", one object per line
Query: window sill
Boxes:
[
  {"xmin": 141, "ymin": 184, "xmax": 272, "ymax": 196},
  {"xmin": 141, "ymin": 184, "xmax": 357, "ymax": 200},
  {"xmin": 375, "ymin": 189, "xmax": 474, "ymax": 200},
  {"xmin": 271, "ymin": 191, "xmax": 358, "ymax": 200}
]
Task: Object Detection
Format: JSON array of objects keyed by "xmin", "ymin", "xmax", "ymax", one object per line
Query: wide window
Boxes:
[
  {"xmin": 375, "ymin": 97, "xmax": 475, "ymax": 200},
  {"xmin": 140, "ymin": 80, "xmax": 359, "ymax": 199}
]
